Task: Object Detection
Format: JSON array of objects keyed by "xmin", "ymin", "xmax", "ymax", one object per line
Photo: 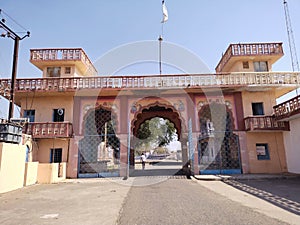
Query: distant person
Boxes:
[{"xmin": 141, "ymin": 153, "xmax": 146, "ymax": 170}]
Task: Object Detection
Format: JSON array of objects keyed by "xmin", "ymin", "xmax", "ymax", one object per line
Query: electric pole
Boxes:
[{"xmin": 0, "ymin": 9, "xmax": 30, "ymax": 121}]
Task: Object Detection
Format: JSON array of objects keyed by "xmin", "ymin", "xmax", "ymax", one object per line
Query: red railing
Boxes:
[
  {"xmin": 273, "ymin": 95, "xmax": 300, "ymax": 120},
  {"xmin": 30, "ymin": 48, "xmax": 97, "ymax": 75},
  {"xmin": 0, "ymin": 72, "xmax": 298, "ymax": 97},
  {"xmin": 216, "ymin": 43, "xmax": 283, "ymax": 72},
  {"xmin": 23, "ymin": 122, "xmax": 73, "ymax": 138},
  {"xmin": 244, "ymin": 116, "xmax": 289, "ymax": 131}
]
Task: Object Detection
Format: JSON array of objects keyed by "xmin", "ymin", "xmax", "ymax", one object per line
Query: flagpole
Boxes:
[
  {"xmin": 159, "ymin": 35, "xmax": 163, "ymax": 75},
  {"xmin": 159, "ymin": 0, "xmax": 168, "ymax": 76}
]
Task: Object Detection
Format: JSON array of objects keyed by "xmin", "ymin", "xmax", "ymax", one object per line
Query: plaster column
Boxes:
[
  {"xmin": 237, "ymin": 131, "xmax": 249, "ymax": 174},
  {"xmin": 118, "ymin": 96, "xmax": 129, "ymax": 177},
  {"xmin": 181, "ymin": 134, "xmax": 188, "ymax": 167},
  {"xmin": 186, "ymin": 93, "xmax": 199, "ymax": 175},
  {"xmin": 118, "ymin": 134, "xmax": 128, "ymax": 177},
  {"xmin": 67, "ymin": 136, "xmax": 82, "ymax": 178}
]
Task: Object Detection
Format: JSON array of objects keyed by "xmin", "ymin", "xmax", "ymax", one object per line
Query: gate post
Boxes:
[
  {"xmin": 118, "ymin": 96, "xmax": 129, "ymax": 177},
  {"xmin": 119, "ymin": 134, "xmax": 128, "ymax": 177},
  {"xmin": 193, "ymin": 133, "xmax": 199, "ymax": 175},
  {"xmin": 67, "ymin": 136, "xmax": 82, "ymax": 178},
  {"xmin": 188, "ymin": 118, "xmax": 200, "ymax": 175}
]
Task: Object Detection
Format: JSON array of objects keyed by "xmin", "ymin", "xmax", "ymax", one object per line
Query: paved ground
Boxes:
[
  {"xmin": 194, "ymin": 177, "xmax": 300, "ymax": 225},
  {"xmin": 0, "ymin": 179, "xmax": 131, "ymax": 225},
  {"xmin": 117, "ymin": 178, "xmax": 292, "ymax": 225},
  {"xmin": 0, "ymin": 175, "xmax": 299, "ymax": 225}
]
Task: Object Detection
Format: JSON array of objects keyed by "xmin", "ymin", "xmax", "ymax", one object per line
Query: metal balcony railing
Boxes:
[
  {"xmin": 273, "ymin": 95, "xmax": 300, "ymax": 120},
  {"xmin": 244, "ymin": 116, "xmax": 290, "ymax": 131},
  {"xmin": 23, "ymin": 122, "xmax": 73, "ymax": 138}
]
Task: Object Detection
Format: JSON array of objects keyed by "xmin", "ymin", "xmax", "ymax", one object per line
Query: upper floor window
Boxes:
[
  {"xmin": 53, "ymin": 108, "xmax": 65, "ymax": 122},
  {"xmin": 65, "ymin": 67, "xmax": 71, "ymax": 74},
  {"xmin": 47, "ymin": 67, "xmax": 61, "ymax": 77},
  {"xmin": 253, "ymin": 61, "xmax": 268, "ymax": 72},
  {"xmin": 252, "ymin": 102, "xmax": 264, "ymax": 115},
  {"xmin": 24, "ymin": 109, "xmax": 35, "ymax": 122}
]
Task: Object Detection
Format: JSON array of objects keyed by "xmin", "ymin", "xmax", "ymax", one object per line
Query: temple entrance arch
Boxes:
[
  {"xmin": 129, "ymin": 102, "xmax": 189, "ymax": 176},
  {"xmin": 78, "ymin": 106, "xmax": 120, "ymax": 177},
  {"xmin": 132, "ymin": 104, "xmax": 183, "ymax": 139},
  {"xmin": 198, "ymin": 102, "xmax": 242, "ymax": 174}
]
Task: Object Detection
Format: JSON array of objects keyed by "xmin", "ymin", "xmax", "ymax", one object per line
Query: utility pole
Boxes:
[{"xmin": 0, "ymin": 10, "xmax": 30, "ymax": 121}]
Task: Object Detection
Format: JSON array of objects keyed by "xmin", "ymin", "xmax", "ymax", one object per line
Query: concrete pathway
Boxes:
[
  {"xmin": 0, "ymin": 178, "xmax": 131, "ymax": 225},
  {"xmin": 192, "ymin": 177, "xmax": 300, "ymax": 225},
  {"xmin": 0, "ymin": 174, "xmax": 299, "ymax": 225}
]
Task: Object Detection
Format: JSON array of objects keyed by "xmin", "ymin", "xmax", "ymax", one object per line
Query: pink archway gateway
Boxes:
[{"xmin": 128, "ymin": 101, "xmax": 189, "ymax": 171}]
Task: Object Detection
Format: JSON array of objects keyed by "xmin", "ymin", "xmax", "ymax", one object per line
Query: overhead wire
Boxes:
[{"xmin": 0, "ymin": 9, "xmax": 29, "ymax": 32}]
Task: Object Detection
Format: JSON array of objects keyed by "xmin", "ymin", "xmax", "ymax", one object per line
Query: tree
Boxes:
[{"xmin": 135, "ymin": 117, "xmax": 176, "ymax": 153}]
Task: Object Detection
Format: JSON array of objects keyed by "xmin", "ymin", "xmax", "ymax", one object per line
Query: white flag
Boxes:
[{"xmin": 161, "ymin": 0, "xmax": 168, "ymax": 23}]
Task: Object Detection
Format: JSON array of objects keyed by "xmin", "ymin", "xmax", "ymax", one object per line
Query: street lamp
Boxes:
[{"xmin": 0, "ymin": 13, "xmax": 30, "ymax": 121}]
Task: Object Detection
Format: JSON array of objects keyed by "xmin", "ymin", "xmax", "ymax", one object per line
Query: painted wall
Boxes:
[
  {"xmin": 41, "ymin": 65, "xmax": 86, "ymax": 78},
  {"xmin": 0, "ymin": 143, "xmax": 26, "ymax": 193},
  {"xmin": 283, "ymin": 117, "xmax": 300, "ymax": 174},
  {"xmin": 228, "ymin": 60, "xmax": 273, "ymax": 72},
  {"xmin": 24, "ymin": 162, "xmax": 39, "ymax": 186},
  {"xmin": 37, "ymin": 162, "xmax": 66, "ymax": 184},
  {"xmin": 246, "ymin": 132, "xmax": 287, "ymax": 174},
  {"xmin": 242, "ymin": 90, "xmax": 277, "ymax": 116},
  {"xmin": 20, "ymin": 96, "xmax": 74, "ymax": 122},
  {"xmin": 35, "ymin": 139, "xmax": 69, "ymax": 163}
]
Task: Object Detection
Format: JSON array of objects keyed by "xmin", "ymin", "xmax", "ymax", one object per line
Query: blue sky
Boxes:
[{"xmin": 0, "ymin": 0, "xmax": 300, "ymax": 116}]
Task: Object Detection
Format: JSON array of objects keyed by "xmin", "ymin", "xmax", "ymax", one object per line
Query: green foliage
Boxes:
[
  {"xmin": 154, "ymin": 146, "xmax": 168, "ymax": 154},
  {"xmin": 135, "ymin": 117, "xmax": 176, "ymax": 151}
]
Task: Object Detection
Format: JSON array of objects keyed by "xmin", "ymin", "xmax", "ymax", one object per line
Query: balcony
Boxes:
[
  {"xmin": 216, "ymin": 43, "xmax": 284, "ymax": 72},
  {"xmin": 273, "ymin": 95, "xmax": 300, "ymax": 121},
  {"xmin": 30, "ymin": 48, "xmax": 97, "ymax": 76},
  {"xmin": 0, "ymin": 72, "xmax": 298, "ymax": 98},
  {"xmin": 244, "ymin": 116, "xmax": 290, "ymax": 132},
  {"xmin": 23, "ymin": 122, "xmax": 73, "ymax": 138}
]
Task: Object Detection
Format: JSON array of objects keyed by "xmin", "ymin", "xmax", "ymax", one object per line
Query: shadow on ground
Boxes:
[
  {"xmin": 223, "ymin": 177, "xmax": 300, "ymax": 216},
  {"xmin": 129, "ymin": 168, "xmax": 186, "ymax": 177},
  {"xmin": 129, "ymin": 160, "xmax": 191, "ymax": 177}
]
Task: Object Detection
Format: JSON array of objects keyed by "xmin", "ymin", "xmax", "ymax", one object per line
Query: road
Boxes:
[
  {"xmin": 1, "ymin": 176, "xmax": 299, "ymax": 225},
  {"xmin": 117, "ymin": 178, "xmax": 290, "ymax": 225}
]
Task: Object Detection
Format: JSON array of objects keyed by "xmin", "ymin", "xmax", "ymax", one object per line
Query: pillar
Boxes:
[
  {"xmin": 118, "ymin": 96, "xmax": 129, "ymax": 177},
  {"xmin": 66, "ymin": 136, "xmax": 82, "ymax": 178}
]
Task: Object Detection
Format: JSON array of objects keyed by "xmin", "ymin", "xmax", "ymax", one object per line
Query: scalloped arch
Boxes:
[{"xmin": 131, "ymin": 101, "xmax": 186, "ymax": 139}]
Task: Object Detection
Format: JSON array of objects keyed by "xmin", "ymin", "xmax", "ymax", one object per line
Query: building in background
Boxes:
[{"xmin": 0, "ymin": 42, "xmax": 299, "ymax": 179}]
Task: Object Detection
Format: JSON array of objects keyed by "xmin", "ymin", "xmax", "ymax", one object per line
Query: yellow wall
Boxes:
[
  {"xmin": 246, "ymin": 132, "xmax": 287, "ymax": 173},
  {"xmin": 228, "ymin": 60, "xmax": 273, "ymax": 72},
  {"xmin": 242, "ymin": 90, "xmax": 277, "ymax": 117},
  {"xmin": 37, "ymin": 163, "xmax": 66, "ymax": 184},
  {"xmin": 35, "ymin": 139, "xmax": 69, "ymax": 163},
  {"xmin": 0, "ymin": 143, "xmax": 26, "ymax": 193},
  {"xmin": 20, "ymin": 96, "xmax": 74, "ymax": 122},
  {"xmin": 24, "ymin": 162, "xmax": 38, "ymax": 186},
  {"xmin": 42, "ymin": 65, "xmax": 80, "ymax": 78}
]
